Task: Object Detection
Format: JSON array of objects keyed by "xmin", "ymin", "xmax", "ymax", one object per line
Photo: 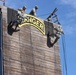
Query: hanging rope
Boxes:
[{"xmin": 61, "ymin": 34, "xmax": 68, "ymax": 75}]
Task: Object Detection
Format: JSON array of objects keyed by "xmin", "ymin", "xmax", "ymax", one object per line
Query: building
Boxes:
[{"xmin": 0, "ymin": 5, "xmax": 62, "ymax": 75}]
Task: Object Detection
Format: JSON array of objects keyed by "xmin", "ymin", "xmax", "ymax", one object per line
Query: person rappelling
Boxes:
[
  {"xmin": 47, "ymin": 24, "xmax": 64, "ymax": 47},
  {"xmin": 10, "ymin": 6, "xmax": 27, "ymax": 31},
  {"xmin": 52, "ymin": 25, "xmax": 64, "ymax": 45}
]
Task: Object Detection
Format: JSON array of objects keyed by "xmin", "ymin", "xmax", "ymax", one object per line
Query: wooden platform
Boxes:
[{"xmin": 0, "ymin": 5, "xmax": 62, "ymax": 75}]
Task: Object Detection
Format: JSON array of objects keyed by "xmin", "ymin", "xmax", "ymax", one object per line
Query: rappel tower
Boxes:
[{"xmin": 0, "ymin": 5, "xmax": 63, "ymax": 75}]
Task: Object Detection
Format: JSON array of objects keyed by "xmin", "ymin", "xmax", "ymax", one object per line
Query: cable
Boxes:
[
  {"xmin": 61, "ymin": 34, "xmax": 68, "ymax": 75},
  {"xmin": 62, "ymin": 34, "xmax": 67, "ymax": 75}
]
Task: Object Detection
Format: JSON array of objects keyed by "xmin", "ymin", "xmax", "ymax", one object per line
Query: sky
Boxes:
[{"xmin": 0, "ymin": 0, "xmax": 76, "ymax": 75}]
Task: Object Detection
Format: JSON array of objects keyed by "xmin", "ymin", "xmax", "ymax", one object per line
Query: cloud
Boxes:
[{"xmin": 59, "ymin": 0, "xmax": 76, "ymax": 8}]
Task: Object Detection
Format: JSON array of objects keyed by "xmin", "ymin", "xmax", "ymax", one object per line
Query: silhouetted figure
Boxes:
[
  {"xmin": 29, "ymin": 6, "xmax": 38, "ymax": 16},
  {"xmin": 7, "ymin": 21, "xmax": 20, "ymax": 35}
]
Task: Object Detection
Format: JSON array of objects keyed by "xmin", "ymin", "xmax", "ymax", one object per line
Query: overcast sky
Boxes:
[{"xmin": 0, "ymin": 0, "xmax": 76, "ymax": 75}]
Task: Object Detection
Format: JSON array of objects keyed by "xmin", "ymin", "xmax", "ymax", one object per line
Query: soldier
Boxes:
[
  {"xmin": 17, "ymin": 6, "xmax": 26, "ymax": 23},
  {"xmin": 17, "ymin": 6, "xmax": 26, "ymax": 17},
  {"xmin": 17, "ymin": 6, "xmax": 27, "ymax": 24},
  {"xmin": 11, "ymin": 6, "xmax": 26, "ymax": 31},
  {"xmin": 47, "ymin": 25, "xmax": 64, "ymax": 47},
  {"xmin": 29, "ymin": 5, "xmax": 38, "ymax": 16}
]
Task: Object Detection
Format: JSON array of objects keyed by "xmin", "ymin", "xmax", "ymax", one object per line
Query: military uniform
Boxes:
[{"xmin": 29, "ymin": 6, "xmax": 38, "ymax": 16}]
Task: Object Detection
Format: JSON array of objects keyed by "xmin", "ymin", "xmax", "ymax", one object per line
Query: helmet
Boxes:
[
  {"xmin": 35, "ymin": 5, "xmax": 38, "ymax": 9},
  {"xmin": 23, "ymin": 6, "xmax": 26, "ymax": 10}
]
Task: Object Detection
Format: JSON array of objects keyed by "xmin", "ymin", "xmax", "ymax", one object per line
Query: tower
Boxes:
[{"xmin": 0, "ymin": 5, "xmax": 62, "ymax": 75}]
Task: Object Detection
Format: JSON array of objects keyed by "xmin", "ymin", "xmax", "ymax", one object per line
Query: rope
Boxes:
[{"xmin": 61, "ymin": 34, "xmax": 68, "ymax": 75}]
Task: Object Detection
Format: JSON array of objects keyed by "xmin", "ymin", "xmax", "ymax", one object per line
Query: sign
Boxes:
[{"xmin": 19, "ymin": 14, "xmax": 45, "ymax": 35}]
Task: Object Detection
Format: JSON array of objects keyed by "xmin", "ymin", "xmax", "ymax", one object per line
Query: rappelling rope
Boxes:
[{"xmin": 61, "ymin": 34, "xmax": 68, "ymax": 75}]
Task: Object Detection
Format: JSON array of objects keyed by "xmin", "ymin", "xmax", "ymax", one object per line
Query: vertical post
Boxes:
[{"xmin": 0, "ymin": 8, "xmax": 3, "ymax": 75}]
